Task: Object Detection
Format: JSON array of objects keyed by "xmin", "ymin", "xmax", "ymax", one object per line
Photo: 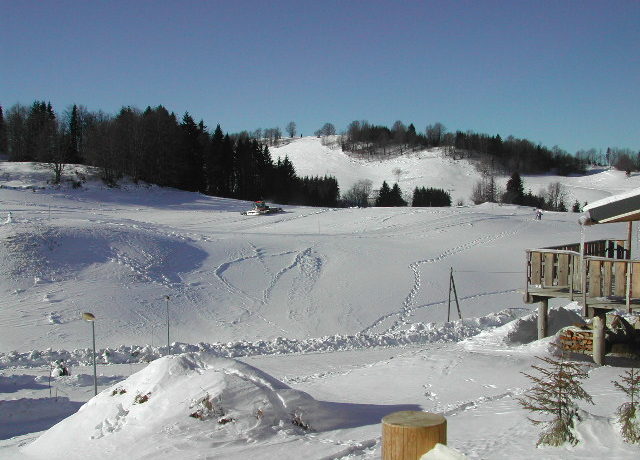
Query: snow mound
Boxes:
[
  {"xmin": 420, "ymin": 443, "xmax": 467, "ymax": 459},
  {"xmin": 504, "ymin": 304, "xmax": 585, "ymax": 345},
  {"xmin": 22, "ymin": 353, "xmax": 347, "ymax": 459},
  {"xmin": 461, "ymin": 305, "xmax": 584, "ymax": 353},
  {"xmin": 1, "ymin": 223, "xmax": 206, "ymax": 286}
]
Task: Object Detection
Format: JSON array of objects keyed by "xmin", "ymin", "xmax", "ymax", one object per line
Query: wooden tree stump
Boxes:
[{"xmin": 382, "ymin": 411, "xmax": 447, "ymax": 460}]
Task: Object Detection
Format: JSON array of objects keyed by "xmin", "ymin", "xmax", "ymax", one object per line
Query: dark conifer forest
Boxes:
[{"xmin": 0, "ymin": 102, "xmax": 339, "ymax": 207}]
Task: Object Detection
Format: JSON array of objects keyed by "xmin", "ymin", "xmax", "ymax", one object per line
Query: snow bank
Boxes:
[
  {"xmin": 22, "ymin": 354, "xmax": 349, "ymax": 458},
  {"xmin": 0, "ymin": 309, "xmax": 520, "ymax": 369},
  {"xmin": 504, "ymin": 304, "xmax": 585, "ymax": 345},
  {"xmin": 461, "ymin": 305, "xmax": 584, "ymax": 353}
]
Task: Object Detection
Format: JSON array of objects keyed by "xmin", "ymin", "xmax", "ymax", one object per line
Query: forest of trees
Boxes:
[
  {"xmin": 474, "ymin": 171, "xmax": 571, "ymax": 212},
  {"xmin": 1, "ymin": 101, "xmax": 636, "ymax": 212},
  {"xmin": 0, "ymin": 101, "xmax": 338, "ymax": 207},
  {"xmin": 412, "ymin": 186, "xmax": 452, "ymax": 207},
  {"xmin": 340, "ymin": 119, "xmax": 589, "ymax": 176}
]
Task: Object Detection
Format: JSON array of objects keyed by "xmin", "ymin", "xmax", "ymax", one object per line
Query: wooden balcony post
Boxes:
[
  {"xmin": 626, "ymin": 261, "xmax": 632, "ymax": 309},
  {"xmin": 538, "ymin": 299, "xmax": 549, "ymax": 339},
  {"xmin": 580, "ymin": 226, "xmax": 587, "ymax": 316},
  {"xmin": 592, "ymin": 315, "xmax": 606, "ymax": 365},
  {"xmin": 582, "ymin": 259, "xmax": 588, "ymax": 317}
]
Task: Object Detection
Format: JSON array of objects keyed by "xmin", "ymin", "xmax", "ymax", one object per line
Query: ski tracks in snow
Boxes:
[{"xmin": 213, "ymin": 244, "xmax": 323, "ymax": 332}]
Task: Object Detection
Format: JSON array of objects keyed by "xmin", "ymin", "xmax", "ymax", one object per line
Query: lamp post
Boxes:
[
  {"xmin": 82, "ymin": 312, "xmax": 97, "ymax": 396},
  {"xmin": 164, "ymin": 295, "xmax": 170, "ymax": 355}
]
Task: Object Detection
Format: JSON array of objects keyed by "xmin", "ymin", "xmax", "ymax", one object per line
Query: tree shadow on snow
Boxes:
[
  {"xmin": 0, "ymin": 397, "xmax": 83, "ymax": 440},
  {"xmin": 0, "ymin": 375, "xmax": 49, "ymax": 393},
  {"xmin": 314, "ymin": 401, "xmax": 424, "ymax": 431}
]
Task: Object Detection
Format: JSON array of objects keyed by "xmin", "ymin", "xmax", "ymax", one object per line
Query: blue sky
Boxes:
[{"xmin": 1, "ymin": 0, "xmax": 638, "ymax": 153}]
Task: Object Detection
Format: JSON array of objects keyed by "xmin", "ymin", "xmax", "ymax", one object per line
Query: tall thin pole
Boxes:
[
  {"xmin": 165, "ymin": 295, "xmax": 170, "ymax": 355},
  {"xmin": 91, "ymin": 321, "xmax": 97, "ymax": 396},
  {"xmin": 627, "ymin": 221, "xmax": 633, "ymax": 258},
  {"xmin": 580, "ymin": 223, "xmax": 587, "ymax": 316},
  {"xmin": 451, "ymin": 272, "xmax": 462, "ymax": 320},
  {"xmin": 447, "ymin": 267, "xmax": 453, "ymax": 322}
]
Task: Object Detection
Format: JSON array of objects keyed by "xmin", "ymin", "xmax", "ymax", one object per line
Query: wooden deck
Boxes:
[{"xmin": 524, "ymin": 239, "xmax": 640, "ymax": 317}]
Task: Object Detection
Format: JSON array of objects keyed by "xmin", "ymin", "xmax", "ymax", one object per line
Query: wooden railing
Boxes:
[
  {"xmin": 525, "ymin": 239, "xmax": 638, "ymax": 313},
  {"xmin": 545, "ymin": 239, "xmax": 628, "ymax": 259}
]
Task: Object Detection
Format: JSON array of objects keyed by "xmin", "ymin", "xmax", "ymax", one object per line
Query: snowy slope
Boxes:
[
  {"xmin": 1, "ymin": 157, "xmax": 640, "ymax": 459},
  {"xmin": 272, "ymin": 136, "xmax": 640, "ymax": 206}
]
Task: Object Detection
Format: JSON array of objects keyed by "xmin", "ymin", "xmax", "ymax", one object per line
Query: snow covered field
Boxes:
[{"xmin": 1, "ymin": 139, "xmax": 640, "ymax": 459}]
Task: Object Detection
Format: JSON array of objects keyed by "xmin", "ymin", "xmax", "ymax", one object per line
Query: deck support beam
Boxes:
[
  {"xmin": 592, "ymin": 314, "xmax": 606, "ymax": 365},
  {"xmin": 537, "ymin": 298, "xmax": 549, "ymax": 340}
]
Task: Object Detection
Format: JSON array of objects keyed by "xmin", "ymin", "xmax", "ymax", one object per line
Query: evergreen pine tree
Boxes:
[
  {"xmin": 390, "ymin": 183, "xmax": 407, "ymax": 206},
  {"xmin": 221, "ymin": 134, "xmax": 235, "ymax": 196},
  {"xmin": 504, "ymin": 172, "xmax": 524, "ymax": 204},
  {"xmin": 613, "ymin": 368, "xmax": 640, "ymax": 443},
  {"xmin": 179, "ymin": 113, "xmax": 206, "ymax": 192},
  {"xmin": 66, "ymin": 104, "xmax": 81, "ymax": 163},
  {"xmin": 518, "ymin": 354, "xmax": 593, "ymax": 446},
  {"xmin": 205, "ymin": 124, "xmax": 223, "ymax": 195},
  {"xmin": 376, "ymin": 181, "xmax": 391, "ymax": 206}
]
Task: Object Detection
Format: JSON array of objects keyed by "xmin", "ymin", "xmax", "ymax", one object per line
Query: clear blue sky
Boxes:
[{"xmin": 1, "ymin": 0, "xmax": 638, "ymax": 154}]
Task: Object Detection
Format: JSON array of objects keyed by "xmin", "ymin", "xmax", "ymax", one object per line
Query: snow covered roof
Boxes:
[{"xmin": 583, "ymin": 187, "xmax": 640, "ymax": 224}]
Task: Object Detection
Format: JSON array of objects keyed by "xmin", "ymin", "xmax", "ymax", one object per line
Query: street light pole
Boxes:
[
  {"xmin": 164, "ymin": 295, "xmax": 170, "ymax": 355},
  {"xmin": 82, "ymin": 312, "xmax": 97, "ymax": 396}
]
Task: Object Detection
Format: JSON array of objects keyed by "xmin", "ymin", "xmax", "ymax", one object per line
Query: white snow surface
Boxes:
[{"xmin": 1, "ymin": 142, "xmax": 640, "ymax": 459}]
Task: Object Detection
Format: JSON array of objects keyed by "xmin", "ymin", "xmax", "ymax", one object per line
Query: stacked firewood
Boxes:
[{"xmin": 558, "ymin": 327, "xmax": 593, "ymax": 353}]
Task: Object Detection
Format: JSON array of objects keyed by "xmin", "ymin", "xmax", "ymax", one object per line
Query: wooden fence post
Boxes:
[{"xmin": 382, "ymin": 411, "xmax": 446, "ymax": 460}]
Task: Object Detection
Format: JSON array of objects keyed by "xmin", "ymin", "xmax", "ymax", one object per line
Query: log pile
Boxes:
[{"xmin": 558, "ymin": 327, "xmax": 593, "ymax": 354}]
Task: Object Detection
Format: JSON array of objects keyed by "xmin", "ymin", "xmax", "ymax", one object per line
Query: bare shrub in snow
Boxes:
[
  {"xmin": 613, "ymin": 368, "xmax": 640, "ymax": 443},
  {"xmin": 518, "ymin": 354, "xmax": 593, "ymax": 446},
  {"xmin": 291, "ymin": 410, "xmax": 311, "ymax": 431},
  {"xmin": 134, "ymin": 392, "xmax": 151, "ymax": 404},
  {"xmin": 189, "ymin": 393, "xmax": 228, "ymax": 423}
]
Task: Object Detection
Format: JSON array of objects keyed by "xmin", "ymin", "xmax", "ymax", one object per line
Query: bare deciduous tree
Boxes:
[
  {"xmin": 470, "ymin": 173, "xmax": 498, "ymax": 204},
  {"xmin": 285, "ymin": 121, "xmax": 296, "ymax": 138},
  {"xmin": 544, "ymin": 182, "xmax": 567, "ymax": 211},
  {"xmin": 392, "ymin": 167, "xmax": 404, "ymax": 183},
  {"xmin": 314, "ymin": 123, "xmax": 336, "ymax": 137},
  {"xmin": 342, "ymin": 179, "xmax": 372, "ymax": 207},
  {"xmin": 426, "ymin": 122, "xmax": 446, "ymax": 147}
]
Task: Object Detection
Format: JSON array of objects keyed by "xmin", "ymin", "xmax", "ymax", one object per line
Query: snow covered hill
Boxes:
[
  {"xmin": 272, "ymin": 136, "xmax": 640, "ymax": 206},
  {"xmin": 1, "ymin": 157, "xmax": 639, "ymax": 459}
]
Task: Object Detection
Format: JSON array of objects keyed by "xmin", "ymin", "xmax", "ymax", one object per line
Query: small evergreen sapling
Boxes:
[
  {"xmin": 613, "ymin": 368, "xmax": 640, "ymax": 443},
  {"xmin": 518, "ymin": 354, "xmax": 593, "ymax": 446}
]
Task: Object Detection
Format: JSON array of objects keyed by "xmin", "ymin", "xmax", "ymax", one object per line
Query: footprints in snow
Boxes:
[{"xmin": 363, "ymin": 221, "xmax": 528, "ymax": 334}]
